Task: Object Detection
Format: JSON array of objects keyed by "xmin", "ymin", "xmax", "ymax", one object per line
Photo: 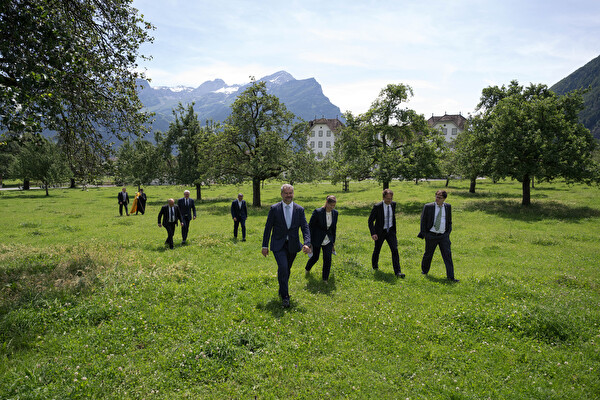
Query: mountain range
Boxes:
[
  {"xmin": 137, "ymin": 71, "xmax": 344, "ymax": 133},
  {"xmin": 551, "ymin": 54, "xmax": 600, "ymax": 139}
]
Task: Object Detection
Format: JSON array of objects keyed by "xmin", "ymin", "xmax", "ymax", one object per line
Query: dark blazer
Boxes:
[
  {"xmin": 368, "ymin": 201, "xmax": 397, "ymax": 236},
  {"xmin": 309, "ymin": 207, "xmax": 338, "ymax": 247},
  {"xmin": 262, "ymin": 202, "xmax": 311, "ymax": 253},
  {"xmin": 118, "ymin": 191, "xmax": 129, "ymax": 204},
  {"xmin": 177, "ymin": 197, "xmax": 196, "ymax": 219},
  {"xmin": 418, "ymin": 202, "xmax": 452, "ymax": 239},
  {"xmin": 230, "ymin": 199, "xmax": 248, "ymax": 220},
  {"xmin": 157, "ymin": 204, "xmax": 182, "ymax": 226}
]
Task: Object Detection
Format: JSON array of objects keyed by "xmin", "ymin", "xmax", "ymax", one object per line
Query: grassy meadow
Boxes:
[{"xmin": 1, "ymin": 179, "xmax": 599, "ymax": 399}]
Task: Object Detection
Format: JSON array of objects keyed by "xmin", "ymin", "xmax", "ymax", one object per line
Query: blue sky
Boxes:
[{"xmin": 132, "ymin": 0, "xmax": 600, "ymax": 117}]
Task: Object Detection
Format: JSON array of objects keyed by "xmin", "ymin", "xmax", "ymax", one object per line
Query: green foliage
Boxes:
[
  {"xmin": 216, "ymin": 79, "xmax": 307, "ymax": 206},
  {"xmin": 475, "ymin": 80, "xmax": 599, "ymax": 205},
  {"xmin": 0, "ymin": 180, "xmax": 599, "ymax": 399},
  {"xmin": 0, "ymin": 0, "xmax": 154, "ymax": 156},
  {"xmin": 551, "ymin": 54, "xmax": 600, "ymax": 139},
  {"xmin": 10, "ymin": 134, "xmax": 71, "ymax": 195},
  {"xmin": 115, "ymin": 138, "xmax": 162, "ymax": 189}
]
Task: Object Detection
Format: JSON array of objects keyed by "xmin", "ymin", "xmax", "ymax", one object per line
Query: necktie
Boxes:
[
  {"xmin": 388, "ymin": 205, "xmax": 392, "ymax": 229},
  {"xmin": 170, "ymin": 207, "xmax": 173, "ymax": 222},
  {"xmin": 434, "ymin": 205, "xmax": 442, "ymax": 231},
  {"xmin": 285, "ymin": 205, "xmax": 291, "ymax": 229}
]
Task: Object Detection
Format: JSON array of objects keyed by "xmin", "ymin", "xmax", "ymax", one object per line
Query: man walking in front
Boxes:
[
  {"xmin": 418, "ymin": 190, "xmax": 458, "ymax": 282},
  {"xmin": 177, "ymin": 190, "xmax": 196, "ymax": 244},
  {"xmin": 118, "ymin": 187, "xmax": 129, "ymax": 216},
  {"xmin": 262, "ymin": 184, "xmax": 311, "ymax": 308},
  {"xmin": 157, "ymin": 198, "xmax": 182, "ymax": 249},
  {"xmin": 368, "ymin": 188, "xmax": 404, "ymax": 278},
  {"xmin": 231, "ymin": 193, "xmax": 248, "ymax": 241}
]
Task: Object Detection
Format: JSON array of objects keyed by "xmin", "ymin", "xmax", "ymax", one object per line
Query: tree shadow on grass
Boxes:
[
  {"xmin": 450, "ymin": 190, "xmax": 523, "ymax": 200},
  {"xmin": 424, "ymin": 274, "xmax": 459, "ymax": 285},
  {"xmin": 463, "ymin": 199, "xmax": 600, "ymax": 221}
]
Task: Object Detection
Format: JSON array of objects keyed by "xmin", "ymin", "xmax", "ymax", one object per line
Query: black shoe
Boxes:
[
  {"xmin": 182, "ymin": 240, "xmax": 186, "ymax": 245},
  {"xmin": 282, "ymin": 298, "xmax": 290, "ymax": 308},
  {"xmin": 242, "ymin": 238, "xmax": 246, "ymax": 242},
  {"xmin": 373, "ymin": 266, "xmax": 379, "ymax": 270},
  {"xmin": 421, "ymin": 271, "xmax": 427, "ymax": 275},
  {"xmin": 449, "ymin": 278, "xmax": 460, "ymax": 283},
  {"xmin": 396, "ymin": 273, "xmax": 406, "ymax": 278}
]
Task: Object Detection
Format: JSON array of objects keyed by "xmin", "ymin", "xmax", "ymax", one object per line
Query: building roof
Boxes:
[
  {"xmin": 427, "ymin": 114, "xmax": 467, "ymax": 130},
  {"xmin": 308, "ymin": 118, "xmax": 345, "ymax": 132}
]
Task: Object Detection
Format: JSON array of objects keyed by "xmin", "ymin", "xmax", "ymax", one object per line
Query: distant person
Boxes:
[
  {"xmin": 230, "ymin": 193, "xmax": 248, "ymax": 241},
  {"xmin": 262, "ymin": 184, "xmax": 311, "ymax": 308},
  {"xmin": 368, "ymin": 189, "xmax": 404, "ymax": 278},
  {"xmin": 117, "ymin": 187, "xmax": 129, "ymax": 216},
  {"xmin": 177, "ymin": 190, "xmax": 196, "ymax": 244},
  {"xmin": 136, "ymin": 188, "xmax": 147, "ymax": 215},
  {"xmin": 157, "ymin": 198, "xmax": 182, "ymax": 250},
  {"xmin": 305, "ymin": 195, "xmax": 338, "ymax": 283},
  {"xmin": 418, "ymin": 190, "xmax": 458, "ymax": 282}
]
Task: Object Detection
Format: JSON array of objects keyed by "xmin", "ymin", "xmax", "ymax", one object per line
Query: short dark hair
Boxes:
[
  {"xmin": 382, "ymin": 189, "xmax": 394, "ymax": 197},
  {"xmin": 435, "ymin": 190, "xmax": 447, "ymax": 199}
]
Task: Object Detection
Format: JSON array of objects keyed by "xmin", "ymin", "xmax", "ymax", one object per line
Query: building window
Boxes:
[
  {"xmin": 442, "ymin": 128, "xmax": 448, "ymax": 135},
  {"xmin": 326, "ymin": 142, "xmax": 331, "ymax": 148},
  {"xmin": 310, "ymin": 141, "xmax": 315, "ymax": 148},
  {"xmin": 318, "ymin": 141, "xmax": 323, "ymax": 148},
  {"xmin": 452, "ymin": 128, "xmax": 458, "ymax": 135},
  {"xmin": 326, "ymin": 130, "xmax": 331, "ymax": 137},
  {"xmin": 311, "ymin": 131, "xmax": 315, "ymax": 137}
]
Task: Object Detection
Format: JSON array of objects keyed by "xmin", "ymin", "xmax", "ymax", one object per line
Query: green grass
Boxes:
[{"xmin": 1, "ymin": 180, "xmax": 599, "ymax": 399}]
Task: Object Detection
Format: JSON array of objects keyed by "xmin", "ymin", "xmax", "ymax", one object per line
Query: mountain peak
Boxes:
[{"xmin": 260, "ymin": 71, "xmax": 295, "ymax": 85}]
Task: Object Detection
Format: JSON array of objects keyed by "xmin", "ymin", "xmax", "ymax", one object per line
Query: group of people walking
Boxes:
[
  {"xmin": 261, "ymin": 184, "xmax": 458, "ymax": 308},
  {"xmin": 118, "ymin": 183, "xmax": 458, "ymax": 308}
]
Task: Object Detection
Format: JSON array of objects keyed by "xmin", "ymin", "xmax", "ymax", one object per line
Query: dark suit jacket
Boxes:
[
  {"xmin": 177, "ymin": 197, "xmax": 196, "ymax": 219},
  {"xmin": 418, "ymin": 202, "xmax": 452, "ymax": 239},
  {"xmin": 309, "ymin": 207, "xmax": 338, "ymax": 247},
  {"xmin": 230, "ymin": 200, "xmax": 248, "ymax": 220},
  {"xmin": 118, "ymin": 191, "xmax": 129, "ymax": 204},
  {"xmin": 157, "ymin": 204, "xmax": 182, "ymax": 226},
  {"xmin": 368, "ymin": 201, "xmax": 397, "ymax": 236},
  {"xmin": 262, "ymin": 202, "xmax": 311, "ymax": 253}
]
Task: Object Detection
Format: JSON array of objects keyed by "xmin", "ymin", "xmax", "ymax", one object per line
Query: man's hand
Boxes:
[
  {"xmin": 181, "ymin": 222, "xmax": 185, "ymax": 227},
  {"xmin": 302, "ymin": 245, "xmax": 311, "ymax": 254},
  {"xmin": 158, "ymin": 224, "xmax": 162, "ymax": 228},
  {"xmin": 193, "ymin": 216, "xmax": 196, "ymax": 220},
  {"xmin": 371, "ymin": 234, "xmax": 378, "ymax": 241},
  {"xmin": 233, "ymin": 217, "xmax": 237, "ymax": 222},
  {"xmin": 262, "ymin": 248, "xmax": 269, "ymax": 257}
]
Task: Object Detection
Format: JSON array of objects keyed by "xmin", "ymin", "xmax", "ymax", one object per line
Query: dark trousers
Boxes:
[
  {"xmin": 273, "ymin": 243, "xmax": 297, "ymax": 299},
  {"xmin": 233, "ymin": 219, "xmax": 246, "ymax": 239},
  {"xmin": 421, "ymin": 233, "xmax": 455, "ymax": 280},
  {"xmin": 181, "ymin": 216, "xmax": 192, "ymax": 241},
  {"xmin": 305, "ymin": 242, "xmax": 333, "ymax": 280},
  {"xmin": 136, "ymin": 201, "xmax": 145, "ymax": 215},
  {"xmin": 119, "ymin": 203, "xmax": 129, "ymax": 216},
  {"xmin": 164, "ymin": 222, "xmax": 176, "ymax": 249},
  {"xmin": 372, "ymin": 230, "xmax": 401, "ymax": 274}
]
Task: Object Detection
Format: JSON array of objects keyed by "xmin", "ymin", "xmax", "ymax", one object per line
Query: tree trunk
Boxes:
[
  {"xmin": 343, "ymin": 179, "xmax": 349, "ymax": 192},
  {"xmin": 469, "ymin": 177, "xmax": 476, "ymax": 193},
  {"xmin": 522, "ymin": 175, "xmax": 531, "ymax": 206},
  {"xmin": 531, "ymin": 176, "xmax": 535, "ymax": 188},
  {"xmin": 70, "ymin": 178, "xmax": 76, "ymax": 188},
  {"xmin": 252, "ymin": 177, "xmax": 261, "ymax": 207},
  {"xmin": 445, "ymin": 177, "xmax": 450, "ymax": 187},
  {"xmin": 45, "ymin": 183, "xmax": 49, "ymax": 196},
  {"xmin": 195, "ymin": 183, "xmax": 202, "ymax": 200},
  {"xmin": 383, "ymin": 181, "xmax": 389, "ymax": 190},
  {"xmin": 23, "ymin": 180, "xmax": 30, "ymax": 190},
  {"xmin": 415, "ymin": 178, "xmax": 419, "ymax": 185}
]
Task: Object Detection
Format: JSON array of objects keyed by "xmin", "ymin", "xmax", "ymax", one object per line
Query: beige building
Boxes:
[
  {"xmin": 427, "ymin": 113, "xmax": 467, "ymax": 142},
  {"xmin": 308, "ymin": 118, "xmax": 344, "ymax": 156}
]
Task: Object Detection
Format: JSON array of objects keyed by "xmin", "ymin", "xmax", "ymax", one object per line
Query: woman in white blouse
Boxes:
[{"xmin": 305, "ymin": 195, "xmax": 338, "ymax": 282}]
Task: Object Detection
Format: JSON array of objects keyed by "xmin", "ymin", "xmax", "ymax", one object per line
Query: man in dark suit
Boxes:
[
  {"xmin": 305, "ymin": 195, "xmax": 338, "ymax": 282},
  {"xmin": 262, "ymin": 184, "xmax": 311, "ymax": 308},
  {"xmin": 177, "ymin": 190, "xmax": 196, "ymax": 244},
  {"xmin": 368, "ymin": 188, "xmax": 404, "ymax": 277},
  {"xmin": 136, "ymin": 188, "xmax": 147, "ymax": 215},
  {"xmin": 157, "ymin": 198, "xmax": 182, "ymax": 249},
  {"xmin": 117, "ymin": 187, "xmax": 129, "ymax": 216},
  {"xmin": 230, "ymin": 193, "xmax": 248, "ymax": 241},
  {"xmin": 418, "ymin": 190, "xmax": 458, "ymax": 282}
]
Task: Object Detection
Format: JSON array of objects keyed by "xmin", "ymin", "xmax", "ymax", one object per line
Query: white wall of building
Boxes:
[{"xmin": 309, "ymin": 123, "xmax": 335, "ymax": 155}]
